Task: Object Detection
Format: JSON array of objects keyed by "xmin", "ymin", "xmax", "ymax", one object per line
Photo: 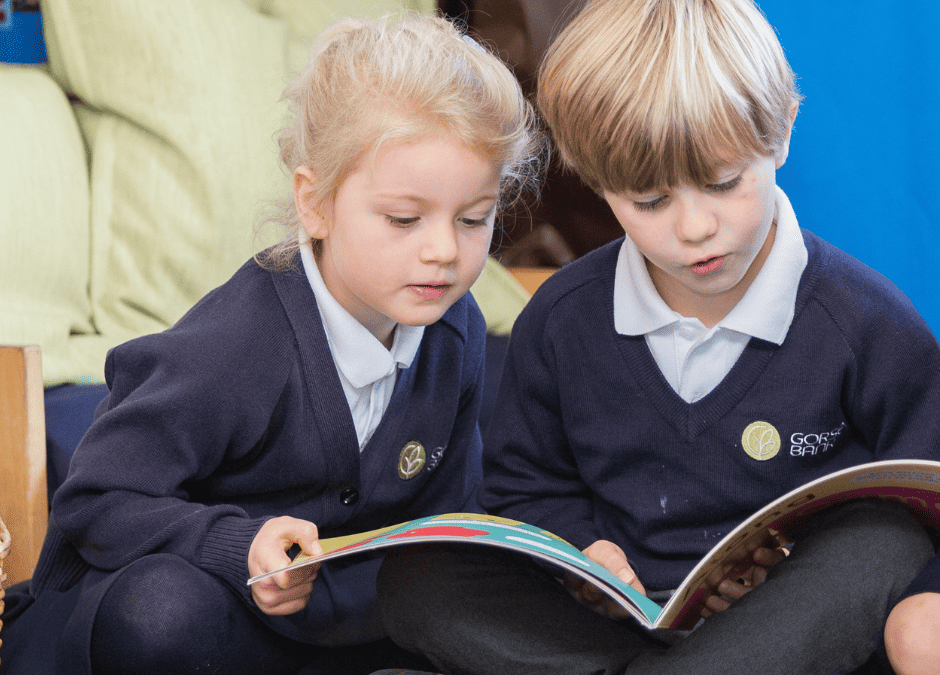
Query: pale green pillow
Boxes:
[
  {"xmin": 40, "ymin": 0, "xmax": 436, "ymax": 382},
  {"xmin": 41, "ymin": 0, "xmax": 293, "ymax": 354},
  {"xmin": 0, "ymin": 64, "xmax": 95, "ymax": 384},
  {"xmin": 38, "ymin": 0, "xmax": 520, "ymax": 384}
]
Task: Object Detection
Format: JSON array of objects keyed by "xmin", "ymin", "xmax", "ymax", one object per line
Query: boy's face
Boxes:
[
  {"xmin": 295, "ymin": 136, "xmax": 498, "ymax": 348},
  {"xmin": 604, "ymin": 155, "xmax": 781, "ymax": 326}
]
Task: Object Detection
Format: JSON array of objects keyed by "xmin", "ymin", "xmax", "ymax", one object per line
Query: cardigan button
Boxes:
[{"xmin": 340, "ymin": 488, "xmax": 359, "ymax": 506}]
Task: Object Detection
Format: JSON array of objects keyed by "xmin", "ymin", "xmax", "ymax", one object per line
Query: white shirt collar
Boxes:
[
  {"xmin": 299, "ymin": 238, "xmax": 424, "ymax": 389},
  {"xmin": 614, "ymin": 186, "xmax": 807, "ymax": 345}
]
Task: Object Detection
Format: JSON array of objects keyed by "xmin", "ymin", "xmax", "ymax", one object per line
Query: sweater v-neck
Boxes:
[{"xmin": 610, "ymin": 233, "xmax": 825, "ymax": 441}]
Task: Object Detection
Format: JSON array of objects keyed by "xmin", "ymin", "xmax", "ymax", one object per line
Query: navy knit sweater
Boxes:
[
  {"xmin": 480, "ymin": 231, "xmax": 940, "ymax": 593},
  {"xmin": 37, "ymin": 256, "xmax": 485, "ymax": 645}
]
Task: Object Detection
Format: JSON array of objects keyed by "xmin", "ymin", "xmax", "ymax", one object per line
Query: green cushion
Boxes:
[
  {"xmin": 0, "ymin": 64, "xmax": 96, "ymax": 384},
  {"xmin": 39, "ymin": 0, "xmax": 435, "ymax": 383},
  {"xmin": 471, "ymin": 259, "xmax": 530, "ymax": 336}
]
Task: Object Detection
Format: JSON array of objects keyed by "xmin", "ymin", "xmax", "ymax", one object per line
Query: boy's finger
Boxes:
[
  {"xmin": 717, "ymin": 579, "xmax": 748, "ymax": 600},
  {"xmin": 705, "ymin": 594, "xmax": 731, "ymax": 613},
  {"xmin": 753, "ymin": 546, "xmax": 786, "ymax": 567}
]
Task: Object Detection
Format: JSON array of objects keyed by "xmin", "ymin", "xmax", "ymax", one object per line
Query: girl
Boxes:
[{"xmin": 0, "ymin": 13, "xmax": 542, "ymax": 675}]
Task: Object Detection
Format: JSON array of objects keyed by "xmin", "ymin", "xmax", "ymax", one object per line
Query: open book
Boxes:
[{"xmin": 248, "ymin": 459, "xmax": 940, "ymax": 630}]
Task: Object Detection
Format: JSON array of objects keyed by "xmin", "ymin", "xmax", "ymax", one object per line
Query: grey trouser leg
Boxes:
[
  {"xmin": 631, "ymin": 499, "xmax": 932, "ymax": 675},
  {"xmin": 377, "ymin": 500, "xmax": 932, "ymax": 675},
  {"xmin": 378, "ymin": 545, "xmax": 666, "ymax": 675}
]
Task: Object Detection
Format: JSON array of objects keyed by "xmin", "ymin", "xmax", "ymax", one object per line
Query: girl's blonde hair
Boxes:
[
  {"xmin": 259, "ymin": 12, "xmax": 544, "ymax": 269},
  {"xmin": 538, "ymin": 0, "xmax": 800, "ymax": 195}
]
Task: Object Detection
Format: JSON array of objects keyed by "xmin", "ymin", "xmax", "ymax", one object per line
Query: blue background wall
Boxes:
[{"xmin": 758, "ymin": 1, "xmax": 940, "ymax": 335}]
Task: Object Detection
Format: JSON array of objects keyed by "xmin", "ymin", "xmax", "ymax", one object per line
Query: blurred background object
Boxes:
[{"xmin": 0, "ymin": 0, "xmax": 47, "ymax": 64}]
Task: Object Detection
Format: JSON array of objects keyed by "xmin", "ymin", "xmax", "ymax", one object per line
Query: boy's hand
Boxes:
[
  {"xmin": 564, "ymin": 539, "xmax": 646, "ymax": 620},
  {"xmin": 701, "ymin": 535, "xmax": 790, "ymax": 615},
  {"xmin": 248, "ymin": 516, "xmax": 323, "ymax": 616}
]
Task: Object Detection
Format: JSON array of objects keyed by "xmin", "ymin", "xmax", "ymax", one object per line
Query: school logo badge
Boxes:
[
  {"xmin": 741, "ymin": 421, "xmax": 781, "ymax": 461},
  {"xmin": 398, "ymin": 441, "xmax": 426, "ymax": 479}
]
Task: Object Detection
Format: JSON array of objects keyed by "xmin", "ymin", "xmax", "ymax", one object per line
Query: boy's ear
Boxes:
[
  {"xmin": 293, "ymin": 166, "xmax": 329, "ymax": 240},
  {"xmin": 775, "ymin": 99, "xmax": 801, "ymax": 169}
]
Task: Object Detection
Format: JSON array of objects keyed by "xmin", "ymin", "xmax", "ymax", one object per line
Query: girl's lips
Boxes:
[
  {"xmin": 691, "ymin": 256, "xmax": 725, "ymax": 276},
  {"xmin": 411, "ymin": 284, "xmax": 450, "ymax": 300}
]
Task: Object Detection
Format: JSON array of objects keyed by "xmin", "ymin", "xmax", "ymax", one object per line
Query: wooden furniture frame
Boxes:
[
  {"xmin": 0, "ymin": 516, "xmax": 9, "ymax": 667},
  {"xmin": 0, "ymin": 345, "xmax": 48, "ymax": 589}
]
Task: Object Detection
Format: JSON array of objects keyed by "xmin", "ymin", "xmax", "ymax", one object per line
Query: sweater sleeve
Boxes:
[
  {"xmin": 821, "ymin": 246, "xmax": 940, "ymax": 596},
  {"xmin": 479, "ymin": 288, "xmax": 603, "ymax": 549},
  {"xmin": 826, "ymin": 258, "xmax": 940, "ymax": 464},
  {"xmin": 51, "ymin": 285, "xmax": 292, "ymax": 595}
]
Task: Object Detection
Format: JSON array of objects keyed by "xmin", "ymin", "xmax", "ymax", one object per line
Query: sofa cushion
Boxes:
[
  {"xmin": 39, "ymin": 0, "xmax": 434, "ymax": 383},
  {"xmin": 0, "ymin": 64, "xmax": 96, "ymax": 384}
]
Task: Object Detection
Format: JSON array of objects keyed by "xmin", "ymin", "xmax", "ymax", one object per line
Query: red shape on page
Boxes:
[{"xmin": 388, "ymin": 526, "xmax": 489, "ymax": 539}]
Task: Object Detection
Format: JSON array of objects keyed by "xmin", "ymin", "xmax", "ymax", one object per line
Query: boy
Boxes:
[{"xmin": 376, "ymin": 0, "xmax": 940, "ymax": 673}]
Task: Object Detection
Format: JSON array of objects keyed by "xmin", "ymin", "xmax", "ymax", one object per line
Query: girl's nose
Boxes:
[{"xmin": 420, "ymin": 219, "xmax": 459, "ymax": 264}]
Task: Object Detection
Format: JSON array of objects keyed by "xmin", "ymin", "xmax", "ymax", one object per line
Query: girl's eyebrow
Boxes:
[{"xmin": 374, "ymin": 192, "xmax": 498, "ymax": 207}]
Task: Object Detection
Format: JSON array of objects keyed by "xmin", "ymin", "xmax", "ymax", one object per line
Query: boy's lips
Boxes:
[
  {"xmin": 691, "ymin": 256, "xmax": 725, "ymax": 276},
  {"xmin": 410, "ymin": 283, "xmax": 451, "ymax": 300}
]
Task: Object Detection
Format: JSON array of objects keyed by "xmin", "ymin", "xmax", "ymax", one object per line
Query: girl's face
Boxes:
[
  {"xmin": 297, "ymin": 136, "xmax": 499, "ymax": 347},
  {"xmin": 603, "ymin": 155, "xmax": 782, "ymax": 327}
]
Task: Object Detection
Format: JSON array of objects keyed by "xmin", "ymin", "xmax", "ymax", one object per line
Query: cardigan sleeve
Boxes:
[
  {"xmin": 478, "ymin": 287, "xmax": 603, "ymax": 550},
  {"xmin": 50, "ymin": 275, "xmax": 296, "ymax": 595}
]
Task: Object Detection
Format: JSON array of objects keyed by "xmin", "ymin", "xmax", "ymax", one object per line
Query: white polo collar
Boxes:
[{"xmin": 300, "ymin": 238, "xmax": 424, "ymax": 388}]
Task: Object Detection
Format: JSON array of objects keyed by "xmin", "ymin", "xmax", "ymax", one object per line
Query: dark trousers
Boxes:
[
  {"xmin": 377, "ymin": 500, "xmax": 932, "ymax": 675},
  {"xmin": 86, "ymin": 554, "xmax": 435, "ymax": 675}
]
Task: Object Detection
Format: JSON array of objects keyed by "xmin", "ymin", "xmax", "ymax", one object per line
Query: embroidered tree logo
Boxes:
[
  {"xmin": 741, "ymin": 421, "xmax": 781, "ymax": 461},
  {"xmin": 398, "ymin": 441, "xmax": 426, "ymax": 479}
]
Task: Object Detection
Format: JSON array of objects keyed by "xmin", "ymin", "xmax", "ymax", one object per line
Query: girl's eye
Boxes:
[
  {"xmin": 385, "ymin": 215, "xmax": 420, "ymax": 227},
  {"xmin": 633, "ymin": 196, "xmax": 667, "ymax": 212},
  {"xmin": 459, "ymin": 216, "xmax": 489, "ymax": 227},
  {"xmin": 707, "ymin": 174, "xmax": 743, "ymax": 194}
]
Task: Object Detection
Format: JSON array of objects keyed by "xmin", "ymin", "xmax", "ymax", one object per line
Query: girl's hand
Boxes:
[
  {"xmin": 248, "ymin": 516, "xmax": 323, "ymax": 616},
  {"xmin": 564, "ymin": 539, "xmax": 646, "ymax": 620}
]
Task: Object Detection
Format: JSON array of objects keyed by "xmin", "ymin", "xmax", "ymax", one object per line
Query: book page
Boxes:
[
  {"xmin": 657, "ymin": 459, "xmax": 940, "ymax": 629},
  {"xmin": 248, "ymin": 512, "xmax": 664, "ymax": 627}
]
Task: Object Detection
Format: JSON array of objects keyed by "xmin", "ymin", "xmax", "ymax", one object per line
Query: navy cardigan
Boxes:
[{"xmin": 34, "ymin": 255, "xmax": 485, "ymax": 645}]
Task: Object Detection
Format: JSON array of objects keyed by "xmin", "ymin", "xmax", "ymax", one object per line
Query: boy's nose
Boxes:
[
  {"xmin": 420, "ymin": 220, "xmax": 459, "ymax": 264},
  {"xmin": 674, "ymin": 197, "xmax": 718, "ymax": 243}
]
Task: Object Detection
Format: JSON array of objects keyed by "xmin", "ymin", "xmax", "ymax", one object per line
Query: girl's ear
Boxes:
[{"xmin": 294, "ymin": 166, "xmax": 329, "ymax": 240}]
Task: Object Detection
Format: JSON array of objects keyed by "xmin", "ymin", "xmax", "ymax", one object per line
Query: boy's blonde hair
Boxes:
[
  {"xmin": 538, "ymin": 0, "xmax": 799, "ymax": 195},
  {"xmin": 261, "ymin": 12, "xmax": 543, "ymax": 269}
]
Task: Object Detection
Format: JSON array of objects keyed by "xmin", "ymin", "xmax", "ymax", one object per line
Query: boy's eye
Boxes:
[
  {"xmin": 633, "ymin": 195, "xmax": 667, "ymax": 212},
  {"xmin": 385, "ymin": 215, "xmax": 420, "ymax": 227},
  {"xmin": 707, "ymin": 174, "xmax": 743, "ymax": 193}
]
